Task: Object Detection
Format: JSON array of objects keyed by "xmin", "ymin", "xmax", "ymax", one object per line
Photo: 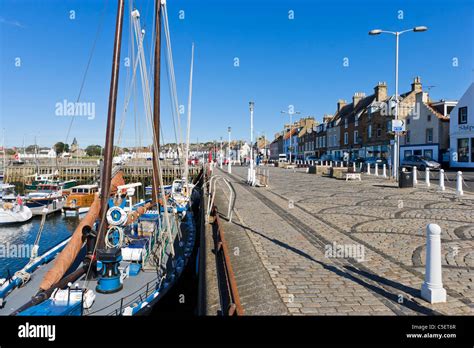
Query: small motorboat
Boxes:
[
  {"xmin": 0, "ymin": 184, "xmax": 32, "ymax": 224},
  {"xmin": 24, "ymin": 183, "xmax": 66, "ymax": 216},
  {"xmin": 62, "ymin": 184, "xmax": 99, "ymax": 217}
]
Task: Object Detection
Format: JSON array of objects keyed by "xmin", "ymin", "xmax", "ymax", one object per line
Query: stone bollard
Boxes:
[
  {"xmin": 421, "ymin": 224, "xmax": 447, "ymax": 303},
  {"xmin": 375, "ymin": 163, "xmax": 379, "ymax": 176},
  {"xmin": 366, "ymin": 164, "xmax": 371, "ymax": 175},
  {"xmin": 439, "ymin": 169, "xmax": 445, "ymax": 191},
  {"xmin": 382, "ymin": 164, "xmax": 387, "ymax": 178},
  {"xmin": 425, "ymin": 168, "xmax": 430, "ymax": 187},
  {"xmin": 413, "ymin": 166, "xmax": 418, "ymax": 185},
  {"xmin": 456, "ymin": 171, "xmax": 463, "ymax": 196}
]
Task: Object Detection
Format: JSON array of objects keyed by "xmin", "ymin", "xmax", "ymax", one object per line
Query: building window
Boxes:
[
  {"xmin": 333, "ymin": 135, "xmax": 337, "ymax": 146},
  {"xmin": 406, "ymin": 130, "xmax": 410, "ymax": 143},
  {"xmin": 407, "ymin": 118, "xmax": 410, "ymax": 125},
  {"xmin": 424, "ymin": 149, "xmax": 433, "ymax": 159},
  {"xmin": 459, "ymin": 107, "xmax": 468, "ymax": 124},
  {"xmin": 377, "ymin": 128, "xmax": 382, "ymax": 137},
  {"xmin": 458, "ymin": 138, "xmax": 469, "ymax": 162},
  {"xmin": 355, "ymin": 118, "xmax": 358, "ymax": 127},
  {"xmin": 345, "ymin": 118, "xmax": 348, "ymax": 128},
  {"xmin": 427, "ymin": 114, "xmax": 431, "ymax": 122},
  {"xmin": 404, "ymin": 149, "xmax": 412, "ymax": 158},
  {"xmin": 368, "ymin": 125, "xmax": 372, "ymax": 138},
  {"xmin": 354, "ymin": 130, "xmax": 358, "ymax": 144},
  {"xmin": 344, "ymin": 132, "xmax": 348, "ymax": 145},
  {"xmin": 426, "ymin": 128, "xmax": 433, "ymax": 143},
  {"xmin": 471, "ymin": 138, "xmax": 474, "ymax": 162}
]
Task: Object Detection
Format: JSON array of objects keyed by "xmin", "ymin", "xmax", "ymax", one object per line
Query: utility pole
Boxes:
[
  {"xmin": 249, "ymin": 101, "xmax": 255, "ymax": 185},
  {"xmin": 281, "ymin": 107, "xmax": 301, "ymax": 163},
  {"xmin": 227, "ymin": 127, "xmax": 232, "ymax": 173}
]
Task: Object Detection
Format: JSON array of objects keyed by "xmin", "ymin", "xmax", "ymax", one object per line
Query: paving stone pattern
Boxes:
[{"xmin": 213, "ymin": 166, "xmax": 474, "ymax": 316}]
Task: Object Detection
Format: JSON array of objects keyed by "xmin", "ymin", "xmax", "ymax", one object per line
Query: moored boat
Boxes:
[
  {"xmin": 62, "ymin": 184, "xmax": 98, "ymax": 217},
  {"xmin": 24, "ymin": 183, "xmax": 66, "ymax": 215},
  {"xmin": 0, "ymin": 184, "xmax": 33, "ymax": 224}
]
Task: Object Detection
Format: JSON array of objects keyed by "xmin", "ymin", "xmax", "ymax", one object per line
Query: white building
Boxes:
[{"xmin": 450, "ymin": 83, "xmax": 474, "ymax": 168}]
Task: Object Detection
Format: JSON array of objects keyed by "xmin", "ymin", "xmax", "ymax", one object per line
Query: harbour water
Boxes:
[{"xmin": 0, "ymin": 212, "xmax": 77, "ymax": 278}]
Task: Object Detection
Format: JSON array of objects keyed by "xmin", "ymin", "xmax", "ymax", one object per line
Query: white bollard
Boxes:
[
  {"xmin": 340, "ymin": 161, "xmax": 343, "ymax": 168},
  {"xmin": 439, "ymin": 169, "xmax": 445, "ymax": 191},
  {"xmin": 413, "ymin": 166, "xmax": 418, "ymax": 185},
  {"xmin": 353, "ymin": 162, "xmax": 356, "ymax": 172},
  {"xmin": 421, "ymin": 224, "xmax": 446, "ymax": 303},
  {"xmin": 456, "ymin": 171, "xmax": 463, "ymax": 196},
  {"xmin": 330, "ymin": 161, "xmax": 333, "ymax": 167},
  {"xmin": 425, "ymin": 168, "xmax": 430, "ymax": 187},
  {"xmin": 375, "ymin": 163, "xmax": 379, "ymax": 176},
  {"xmin": 311, "ymin": 160, "xmax": 314, "ymax": 166},
  {"xmin": 366, "ymin": 164, "xmax": 371, "ymax": 175},
  {"xmin": 382, "ymin": 164, "xmax": 387, "ymax": 178},
  {"xmin": 359, "ymin": 162, "xmax": 363, "ymax": 171},
  {"xmin": 228, "ymin": 161, "xmax": 232, "ymax": 174}
]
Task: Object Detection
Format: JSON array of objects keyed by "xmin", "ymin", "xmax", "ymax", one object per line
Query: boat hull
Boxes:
[{"xmin": 0, "ymin": 206, "xmax": 33, "ymax": 224}]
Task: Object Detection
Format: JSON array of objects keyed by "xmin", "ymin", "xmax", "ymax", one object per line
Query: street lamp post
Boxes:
[
  {"xmin": 281, "ymin": 108, "xmax": 301, "ymax": 163},
  {"xmin": 227, "ymin": 126, "xmax": 232, "ymax": 173},
  {"xmin": 219, "ymin": 136, "xmax": 223, "ymax": 169},
  {"xmin": 249, "ymin": 101, "xmax": 255, "ymax": 185},
  {"xmin": 369, "ymin": 26, "xmax": 428, "ymax": 180}
]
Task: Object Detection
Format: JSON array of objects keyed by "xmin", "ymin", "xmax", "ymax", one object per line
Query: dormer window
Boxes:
[{"xmin": 344, "ymin": 118, "xmax": 348, "ymax": 128}]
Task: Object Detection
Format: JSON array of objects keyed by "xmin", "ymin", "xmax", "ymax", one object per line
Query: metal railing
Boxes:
[{"xmin": 211, "ymin": 205, "xmax": 243, "ymax": 316}]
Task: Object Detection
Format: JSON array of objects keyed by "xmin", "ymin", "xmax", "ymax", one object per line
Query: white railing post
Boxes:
[
  {"xmin": 359, "ymin": 162, "xmax": 363, "ymax": 172},
  {"xmin": 413, "ymin": 166, "xmax": 417, "ymax": 185},
  {"xmin": 382, "ymin": 164, "xmax": 387, "ymax": 178},
  {"xmin": 367, "ymin": 163, "xmax": 370, "ymax": 175},
  {"xmin": 330, "ymin": 161, "xmax": 332, "ymax": 167},
  {"xmin": 456, "ymin": 171, "xmax": 463, "ymax": 196},
  {"xmin": 340, "ymin": 161, "xmax": 343, "ymax": 167},
  {"xmin": 353, "ymin": 162, "xmax": 356, "ymax": 172},
  {"xmin": 421, "ymin": 223, "xmax": 446, "ymax": 303},
  {"xmin": 439, "ymin": 169, "xmax": 445, "ymax": 191},
  {"xmin": 375, "ymin": 163, "xmax": 379, "ymax": 176},
  {"xmin": 425, "ymin": 168, "xmax": 430, "ymax": 187}
]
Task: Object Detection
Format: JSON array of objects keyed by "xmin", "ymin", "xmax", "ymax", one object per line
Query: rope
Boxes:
[
  {"xmin": 14, "ymin": 270, "xmax": 31, "ymax": 287},
  {"xmin": 64, "ymin": 0, "xmax": 110, "ymax": 146}
]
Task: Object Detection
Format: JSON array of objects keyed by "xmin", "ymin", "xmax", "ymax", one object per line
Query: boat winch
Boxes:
[{"xmin": 96, "ymin": 248, "xmax": 123, "ymax": 294}]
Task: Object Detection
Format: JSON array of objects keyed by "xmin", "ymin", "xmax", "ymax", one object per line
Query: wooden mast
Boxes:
[
  {"xmin": 97, "ymin": 0, "xmax": 126, "ymax": 248},
  {"xmin": 151, "ymin": 0, "xmax": 161, "ymax": 203}
]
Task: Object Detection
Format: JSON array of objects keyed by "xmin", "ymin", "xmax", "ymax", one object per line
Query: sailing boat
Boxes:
[{"xmin": 0, "ymin": 0, "xmax": 200, "ymax": 316}]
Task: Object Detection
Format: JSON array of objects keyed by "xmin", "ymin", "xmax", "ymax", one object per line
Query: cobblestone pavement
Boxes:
[{"xmin": 214, "ymin": 165, "xmax": 474, "ymax": 315}]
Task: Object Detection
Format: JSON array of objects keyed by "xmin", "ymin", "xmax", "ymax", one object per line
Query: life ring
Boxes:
[{"xmin": 106, "ymin": 206, "xmax": 128, "ymax": 226}]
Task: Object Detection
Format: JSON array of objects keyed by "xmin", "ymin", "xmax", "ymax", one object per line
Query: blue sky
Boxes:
[{"xmin": 1, "ymin": 0, "xmax": 472, "ymax": 148}]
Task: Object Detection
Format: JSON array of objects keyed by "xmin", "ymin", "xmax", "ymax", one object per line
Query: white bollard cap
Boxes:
[{"xmin": 426, "ymin": 223, "xmax": 441, "ymax": 236}]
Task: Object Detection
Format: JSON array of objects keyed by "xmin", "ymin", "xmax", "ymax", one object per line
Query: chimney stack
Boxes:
[
  {"xmin": 352, "ymin": 92, "xmax": 366, "ymax": 107},
  {"xmin": 323, "ymin": 114, "xmax": 333, "ymax": 123},
  {"xmin": 337, "ymin": 99, "xmax": 347, "ymax": 113},
  {"xmin": 411, "ymin": 76, "xmax": 422, "ymax": 93},
  {"xmin": 374, "ymin": 81, "xmax": 387, "ymax": 101}
]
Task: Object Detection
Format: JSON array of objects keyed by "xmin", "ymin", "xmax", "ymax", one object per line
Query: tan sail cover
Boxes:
[{"xmin": 40, "ymin": 171, "xmax": 126, "ymax": 291}]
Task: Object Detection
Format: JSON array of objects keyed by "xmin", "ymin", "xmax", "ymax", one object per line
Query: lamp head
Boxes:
[
  {"xmin": 369, "ymin": 29, "xmax": 382, "ymax": 35},
  {"xmin": 413, "ymin": 26, "xmax": 428, "ymax": 32}
]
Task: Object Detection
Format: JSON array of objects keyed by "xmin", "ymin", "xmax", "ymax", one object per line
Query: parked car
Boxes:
[
  {"xmin": 401, "ymin": 155, "xmax": 440, "ymax": 171},
  {"xmin": 364, "ymin": 157, "xmax": 388, "ymax": 168},
  {"xmin": 305, "ymin": 155, "xmax": 319, "ymax": 162}
]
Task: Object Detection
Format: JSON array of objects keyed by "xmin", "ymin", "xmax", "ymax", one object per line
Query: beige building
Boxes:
[{"xmin": 400, "ymin": 91, "xmax": 456, "ymax": 164}]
